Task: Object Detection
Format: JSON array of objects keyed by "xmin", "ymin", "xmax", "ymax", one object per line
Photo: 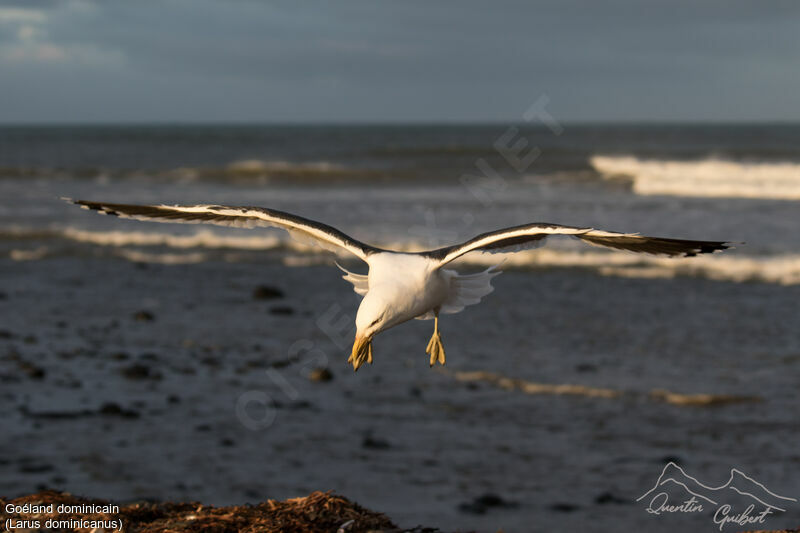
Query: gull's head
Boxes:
[
  {"xmin": 355, "ymin": 290, "xmax": 392, "ymax": 339},
  {"xmin": 350, "ymin": 291, "xmax": 392, "ymax": 370}
]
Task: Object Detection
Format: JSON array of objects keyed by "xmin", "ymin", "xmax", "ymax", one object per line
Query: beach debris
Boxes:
[
  {"xmin": 133, "ymin": 310, "xmax": 155, "ymax": 322},
  {"xmin": 308, "ymin": 367, "xmax": 333, "ymax": 382},
  {"xmin": 449, "ymin": 369, "xmax": 621, "ymax": 399},
  {"xmin": 548, "ymin": 502, "xmax": 580, "ymax": 513},
  {"xmin": 18, "ymin": 360, "xmax": 46, "ymax": 379},
  {"xmin": 17, "ymin": 461, "xmax": 55, "ymax": 474},
  {"xmin": 594, "ymin": 491, "xmax": 629, "ymax": 505},
  {"xmin": 5, "ymin": 351, "xmax": 46, "ymax": 379},
  {"xmin": 18, "ymin": 403, "xmax": 139, "ymax": 420},
  {"xmin": 337, "ymin": 518, "xmax": 355, "ymax": 532},
  {"xmin": 446, "ymin": 369, "xmax": 766, "ymax": 408},
  {"xmin": 574, "ymin": 363, "xmax": 597, "ymax": 373},
  {"xmin": 253, "ymin": 285, "xmax": 284, "ymax": 300},
  {"xmin": 98, "ymin": 402, "xmax": 140, "ymax": 419},
  {"xmin": 120, "ymin": 363, "xmax": 160, "ymax": 380},
  {"xmin": 458, "ymin": 493, "xmax": 518, "ymax": 514},
  {"xmin": 0, "ymin": 490, "xmax": 396, "ymax": 533},
  {"xmin": 361, "ymin": 434, "xmax": 391, "ymax": 450},
  {"xmin": 650, "ymin": 389, "xmax": 763, "ymax": 406}
]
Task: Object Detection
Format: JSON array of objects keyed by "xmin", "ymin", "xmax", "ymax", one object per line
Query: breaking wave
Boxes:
[
  {"xmin": 590, "ymin": 155, "xmax": 800, "ymax": 200},
  {"xmin": 458, "ymin": 248, "xmax": 800, "ymax": 286},
  {"xmin": 1, "ymin": 227, "xmax": 286, "ymax": 250},
  {"xmin": 221, "ymin": 159, "xmax": 363, "ymax": 180},
  {"xmin": 6, "ymin": 226, "xmax": 800, "ymax": 286},
  {"xmin": 0, "ymin": 159, "xmax": 372, "ymax": 182}
]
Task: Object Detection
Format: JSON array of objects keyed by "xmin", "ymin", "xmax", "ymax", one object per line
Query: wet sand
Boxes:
[{"xmin": 1, "ymin": 255, "xmax": 798, "ymax": 532}]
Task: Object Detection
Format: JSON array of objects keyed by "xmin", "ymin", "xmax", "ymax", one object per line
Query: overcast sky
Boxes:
[{"xmin": 0, "ymin": 0, "xmax": 798, "ymax": 123}]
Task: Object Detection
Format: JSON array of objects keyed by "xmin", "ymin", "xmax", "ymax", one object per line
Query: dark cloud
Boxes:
[{"xmin": 0, "ymin": 0, "xmax": 798, "ymax": 122}]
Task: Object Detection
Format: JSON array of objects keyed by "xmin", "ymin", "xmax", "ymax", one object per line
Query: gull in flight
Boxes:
[{"xmin": 68, "ymin": 200, "xmax": 730, "ymax": 370}]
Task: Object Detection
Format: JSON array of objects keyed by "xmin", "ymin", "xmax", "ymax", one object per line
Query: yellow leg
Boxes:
[{"xmin": 425, "ymin": 314, "xmax": 446, "ymax": 366}]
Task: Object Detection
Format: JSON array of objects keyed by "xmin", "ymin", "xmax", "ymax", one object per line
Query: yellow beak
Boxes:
[{"xmin": 348, "ymin": 334, "xmax": 373, "ymax": 371}]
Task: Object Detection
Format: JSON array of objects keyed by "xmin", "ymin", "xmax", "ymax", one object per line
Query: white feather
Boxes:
[
  {"xmin": 415, "ymin": 265, "xmax": 501, "ymax": 319},
  {"xmin": 336, "ymin": 262, "xmax": 369, "ymax": 296}
]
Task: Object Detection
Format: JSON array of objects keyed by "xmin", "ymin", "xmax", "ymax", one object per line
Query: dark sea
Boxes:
[{"xmin": 2, "ymin": 123, "xmax": 800, "ymax": 275}]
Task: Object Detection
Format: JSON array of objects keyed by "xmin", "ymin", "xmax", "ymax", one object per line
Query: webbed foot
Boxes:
[{"xmin": 425, "ymin": 317, "xmax": 446, "ymax": 366}]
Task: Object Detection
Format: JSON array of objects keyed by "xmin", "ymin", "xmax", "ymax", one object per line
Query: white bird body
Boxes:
[
  {"xmin": 68, "ymin": 198, "xmax": 731, "ymax": 370},
  {"xmin": 357, "ymin": 253, "xmax": 449, "ymax": 333}
]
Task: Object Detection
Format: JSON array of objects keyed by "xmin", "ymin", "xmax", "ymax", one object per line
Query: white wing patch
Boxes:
[
  {"xmin": 416, "ymin": 265, "xmax": 502, "ymax": 319},
  {"xmin": 432, "ymin": 222, "xmax": 728, "ymax": 265},
  {"xmin": 479, "ymin": 235, "xmax": 551, "ymax": 255},
  {"xmin": 287, "ymin": 227, "xmax": 339, "ymax": 254},
  {"xmin": 336, "ymin": 262, "xmax": 369, "ymax": 296},
  {"xmin": 434, "ymin": 224, "xmax": 591, "ymax": 265},
  {"xmin": 67, "ymin": 200, "xmax": 377, "ymax": 261}
]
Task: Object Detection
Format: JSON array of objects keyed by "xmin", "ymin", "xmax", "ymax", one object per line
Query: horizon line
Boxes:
[{"xmin": 1, "ymin": 119, "xmax": 800, "ymax": 128}]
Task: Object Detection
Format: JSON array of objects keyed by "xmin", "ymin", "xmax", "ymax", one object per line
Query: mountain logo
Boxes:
[{"xmin": 637, "ymin": 462, "xmax": 797, "ymax": 530}]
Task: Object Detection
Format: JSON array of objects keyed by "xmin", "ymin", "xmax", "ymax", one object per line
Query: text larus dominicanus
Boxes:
[{"xmin": 68, "ymin": 199, "xmax": 730, "ymax": 370}]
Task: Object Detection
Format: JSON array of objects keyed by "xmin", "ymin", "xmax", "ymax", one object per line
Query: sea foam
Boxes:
[
  {"xmin": 8, "ymin": 226, "xmax": 800, "ymax": 286},
  {"xmin": 591, "ymin": 155, "xmax": 800, "ymax": 200}
]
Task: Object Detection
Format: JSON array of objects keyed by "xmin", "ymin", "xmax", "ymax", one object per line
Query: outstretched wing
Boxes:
[
  {"xmin": 424, "ymin": 222, "xmax": 730, "ymax": 266},
  {"xmin": 68, "ymin": 199, "xmax": 379, "ymax": 262}
]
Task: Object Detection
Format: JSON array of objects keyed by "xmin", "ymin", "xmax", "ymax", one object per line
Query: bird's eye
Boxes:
[{"xmin": 369, "ymin": 318, "xmax": 380, "ymax": 327}]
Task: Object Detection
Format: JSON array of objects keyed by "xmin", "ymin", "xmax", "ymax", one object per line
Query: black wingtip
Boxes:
[
  {"xmin": 62, "ymin": 197, "xmax": 88, "ymax": 208},
  {"xmin": 683, "ymin": 242, "xmax": 729, "ymax": 257},
  {"xmin": 683, "ymin": 241, "xmax": 736, "ymax": 257},
  {"xmin": 62, "ymin": 197, "xmax": 94, "ymax": 209},
  {"xmin": 66, "ymin": 199, "xmax": 122, "ymax": 217}
]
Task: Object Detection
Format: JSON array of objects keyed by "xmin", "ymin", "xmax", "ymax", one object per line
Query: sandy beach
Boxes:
[{"xmin": 2, "ymin": 252, "xmax": 798, "ymax": 532}]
